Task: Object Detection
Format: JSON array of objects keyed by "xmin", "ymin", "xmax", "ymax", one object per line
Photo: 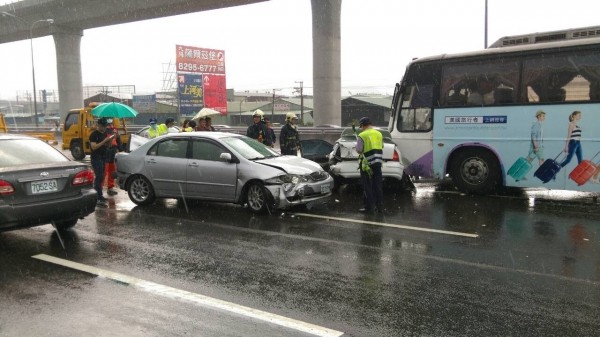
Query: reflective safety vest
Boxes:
[
  {"xmin": 148, "ymin": 127, "xmax": 159, "ymax": 138},
  {"xmin": 358, "ymin": 128, "xmax": 383, "ymax": 172},
  {"xmin": 158, "ymin": 124, "xmax": 169, "ymax": 136}
]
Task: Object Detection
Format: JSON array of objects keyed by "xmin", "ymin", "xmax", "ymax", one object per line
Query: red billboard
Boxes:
[
  {"xmin": 176, "ymin": 45, "xmax": 226, "ymax": 75},
  {"xmin": 202, "ymin": 74, "xmax": 227, "ymax": 114},
  {"xmin": 176, "ymin": 45, "xmax": 227, "ymax": 114}
]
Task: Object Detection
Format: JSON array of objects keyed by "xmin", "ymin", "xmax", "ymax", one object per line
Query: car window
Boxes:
[
  {"xmin": 221, "ymin": 136, "xmax": 278, "ymax": 160},
  {"xmin": 149, "ymin": 139, "xmax": 188, "ymax": 159},
  {"xmin": 0, "ymin": 139, "xmax": 68, "ymax": 167},
  {"xmin": 300, "ymin": 139, "xmax": 333, "ymax": 156},
  {"xmin": 192, "ymin": 140, "xmax": 226, "ymax": 161}
]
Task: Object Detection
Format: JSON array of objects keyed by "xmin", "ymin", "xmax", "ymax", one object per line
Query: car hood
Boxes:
[{"xmin": 256, "ymin": 156, "xmax": 323, "ymax": 175}]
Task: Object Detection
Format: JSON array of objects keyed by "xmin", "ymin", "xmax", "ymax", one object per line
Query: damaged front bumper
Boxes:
[{"xmin": 265, "ymin": 176, "xmax": 335, "ymax": 209}]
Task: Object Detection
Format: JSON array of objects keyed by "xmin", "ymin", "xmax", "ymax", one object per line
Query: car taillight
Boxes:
[
  {"xmin": 72, "ymin": 169, "xmax": 94, "ymax": 186},
  {"xmin": 0, "ymin": 180, "xmax": 15, "ymax": 195},
  {"xmin": 392, "ymin": 150, "xmax": 400, "ymax": 162}
]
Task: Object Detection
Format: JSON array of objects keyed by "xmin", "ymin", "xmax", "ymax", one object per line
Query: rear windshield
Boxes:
[{"xmin": 0, "ymin": 139, "xmax": 68, "ymax": 167}]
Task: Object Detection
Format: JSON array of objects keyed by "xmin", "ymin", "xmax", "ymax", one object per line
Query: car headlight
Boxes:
[{"xmin": 266, "ymin": 174, "xmax": 309, "ymax": 185}]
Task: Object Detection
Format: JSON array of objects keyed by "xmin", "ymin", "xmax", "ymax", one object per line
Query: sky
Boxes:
[{"xmin": 1, "ymin": 0, "xmax": 599, "ymax": 101}]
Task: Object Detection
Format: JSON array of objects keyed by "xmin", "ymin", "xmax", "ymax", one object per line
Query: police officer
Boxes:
[
  {"xmin": 144, "ymin": 118, "xmax": 162, "ymax": 139},
  {"xmin": 280, "ymin": 113, "xmax": 300, "ymax": 155},
  {"xmin": 246, "ymin": 110, "xmax": 269, "ymax": 145},
  {"xmin": 356, "ymin": 117, "xmax": 384, "ymax": 214}
]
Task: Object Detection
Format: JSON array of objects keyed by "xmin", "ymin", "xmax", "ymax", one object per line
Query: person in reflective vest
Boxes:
[
  {"xmin": 356, "ymin": 117, "xmax": 384, "ymax": 214},
  {"xmin": 280, "ymin": 112, "xmax": 300, "ymax": 155},
  {"xmin": 145, "ymin": 118, "xmax": 162, "ymax": 139}
]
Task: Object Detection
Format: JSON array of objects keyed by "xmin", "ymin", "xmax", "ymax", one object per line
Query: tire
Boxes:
[
  {"xmin": 54, "ymin": 218, "xmax": 78, "ymax": 230},
  {"xmin": 449, "ymin": 149, "xmax": 500, "ymax": 194},
  {"xmin": 246, "ymin": 182, "xmax": 271, "ymax": 214},
  {"xmin": 127, "ymin": 175, "xmax": 156, "ymax": 206},
  {"xmin": 70, "ymin": 141, "xmax": 85, "ymax": 160}
]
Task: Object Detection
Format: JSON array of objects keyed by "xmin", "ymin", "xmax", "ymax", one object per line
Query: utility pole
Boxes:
[
  {"xmin": 294, "ymin": 81, "xmax": 304, "ymax": 125},
  {"xmin": 484, "ymin": 0, "xmax": 488, "ymax": 48},
  {"xmin": 271, "ymin": 89, "xmax": 279, "ymax": 121}
]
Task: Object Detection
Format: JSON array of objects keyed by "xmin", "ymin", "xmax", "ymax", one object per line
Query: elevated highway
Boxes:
[{"xmin": 0, "ymin": 0, "xmax": 342, "ymax": 125}]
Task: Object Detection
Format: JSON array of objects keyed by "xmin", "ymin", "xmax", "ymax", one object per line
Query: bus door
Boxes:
[{"xmin": 391, "ymin": 78, "xmax": 435, "ymax": 178}]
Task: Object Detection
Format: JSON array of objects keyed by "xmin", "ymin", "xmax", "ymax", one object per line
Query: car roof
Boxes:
[
  {"xmin": 0, "ymin": 133, "xmax": 42, "ymax": 141},
  {"xmin": 161, "ymin": 131, "xmax": 242, "ymax": 139}
]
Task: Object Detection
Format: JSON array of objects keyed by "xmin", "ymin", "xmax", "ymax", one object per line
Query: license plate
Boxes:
[
  {"xmin": 321, "ymin": 184, "xmax": 331, "ymax": 194},
  {"xmin": 31, "ymin": 180, "xmax": 58, "ymax": 194}
]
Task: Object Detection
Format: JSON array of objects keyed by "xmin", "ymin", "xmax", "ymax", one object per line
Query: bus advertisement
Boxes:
[{"xmin": 390, "ymin": 26, "xmax": 600, "ymax": 194}]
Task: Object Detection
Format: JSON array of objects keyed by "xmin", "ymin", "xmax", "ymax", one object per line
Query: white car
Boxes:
[{"xmin": 327, "ymin": 128, "xmax": 407, "ymax": 189}]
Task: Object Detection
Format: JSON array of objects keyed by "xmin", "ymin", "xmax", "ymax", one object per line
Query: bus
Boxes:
[{"xmin": 389, "ymin": 25, "xmax": 600, "ymax": 194}]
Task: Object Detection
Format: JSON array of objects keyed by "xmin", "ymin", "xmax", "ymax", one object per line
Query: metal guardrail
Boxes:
[{"xmin": 7, "ymin": 125, "xmax": 347, "ymax": 145}]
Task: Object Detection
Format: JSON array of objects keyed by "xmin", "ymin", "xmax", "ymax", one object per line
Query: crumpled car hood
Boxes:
[{"xmin": 257, "ymin": 156, "xmax": 323, "ymax": 175}]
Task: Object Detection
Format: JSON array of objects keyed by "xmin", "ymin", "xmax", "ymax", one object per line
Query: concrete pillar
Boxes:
[
  {"xmin": 53, "ymin": 27, "xmax": 83, "ymax": 118},
  {"xmin": 311, "ymin": 0, "xmax": 341, "ymax": 126}
]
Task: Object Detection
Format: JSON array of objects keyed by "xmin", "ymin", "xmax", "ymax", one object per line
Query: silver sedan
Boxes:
[{"xmin": 115, "ymin": 132, "xmax": 334, "ymax": 213}]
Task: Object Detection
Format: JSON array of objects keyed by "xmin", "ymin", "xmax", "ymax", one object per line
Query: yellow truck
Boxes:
[
  {"xmin": 0, "ymin": 113, "xmax": 6, "ymax": 134},
  {"xmin": 0, "ymin": 113, "xmax": 57, "ymax": 144},
  {"xmin": 61, "ymin": 103, "xmax": 130, "ymax": 160}
]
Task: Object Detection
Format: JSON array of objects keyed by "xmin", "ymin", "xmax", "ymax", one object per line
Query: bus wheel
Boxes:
[
  {"xmin": 70, "ymin": 141, "xmax": 85, "ymax": 160},
  {"xmin": 450, "ymin": 149, "xmax": 500, "ymax": 194}
]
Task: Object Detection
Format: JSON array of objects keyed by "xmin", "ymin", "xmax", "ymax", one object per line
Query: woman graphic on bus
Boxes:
[{"xmin": 560, "ymin": 110, "xmax": 583, "ymax": 168}]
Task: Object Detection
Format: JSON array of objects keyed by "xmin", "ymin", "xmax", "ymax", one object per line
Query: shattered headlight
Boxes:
[{"xmin": 266, "ymin": 174, "xmax": 309, "ymax": 185}]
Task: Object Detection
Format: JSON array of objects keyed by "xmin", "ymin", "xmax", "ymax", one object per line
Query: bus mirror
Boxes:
[{"xmin": 391, "ymin": 83, "xmax": 401, "ymax": 111}]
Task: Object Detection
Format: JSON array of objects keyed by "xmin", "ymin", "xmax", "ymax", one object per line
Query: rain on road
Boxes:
[{"xmin": 1, "ymin": 181, "xmax": 600, "ymax": 336}]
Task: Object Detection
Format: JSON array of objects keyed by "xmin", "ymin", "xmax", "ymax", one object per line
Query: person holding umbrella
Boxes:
[
  {"xmin": 89, "ymin": 118, "xmax": 115, "ymax": 203},
  {"xmin": 205, "ymin": 117, "xmax": 216, "ymax": 131},
  {"xmin": 104, "ymin": 119, "xmax": 122, "ymax": 196}
]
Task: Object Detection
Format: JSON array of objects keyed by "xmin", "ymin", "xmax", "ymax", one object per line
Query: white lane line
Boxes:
[
  {"xmin": 32, "ymin": 254, "xmax": 344, "ymax": 337},
  {"xmin": 291, "ymin": 213, "xmax": 479, "ymax": 238}
]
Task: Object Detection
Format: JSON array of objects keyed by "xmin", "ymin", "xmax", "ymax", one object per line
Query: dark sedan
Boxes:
[{"xmin": 0, "ymin": 134, "xmax": 97, "ymax": 231}]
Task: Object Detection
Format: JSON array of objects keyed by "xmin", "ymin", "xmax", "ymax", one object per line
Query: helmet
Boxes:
[
  {"xmin": 253, "ymin": 109, "xmax": 264, "ymax": 117},
  {"xmin": 286, "ymin": 112, "xmax": 298, "ymax": 120},
  {"xmin": 359, "ymin": 117, "xmax": 371, "ymax": 127}
]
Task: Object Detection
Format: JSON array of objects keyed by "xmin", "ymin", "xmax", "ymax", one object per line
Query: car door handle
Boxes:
[
  {"xmin": 147, "ymin": 159, "xmax": 157, "ymax": 164},
  {"xmin": 188, "ymin": 162, "xmax": 199, "ymax": 167}
]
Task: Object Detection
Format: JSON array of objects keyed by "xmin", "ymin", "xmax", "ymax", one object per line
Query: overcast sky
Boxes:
[{"xmin": 1, "ymin": 0, "xmax": 599, "ymax": 100}]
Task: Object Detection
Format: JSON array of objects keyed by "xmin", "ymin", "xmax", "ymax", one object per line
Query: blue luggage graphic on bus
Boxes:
[{"xmin": 534, "ymin": 152, "xmax": 565, "ymax": 183}]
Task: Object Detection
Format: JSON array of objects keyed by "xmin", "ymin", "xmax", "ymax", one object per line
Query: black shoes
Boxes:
[
  {"xmin": 97, "ymin": 196, "xmax": 108, "ymax": 203},
  {"xmin": 107, "ymin": 189, "xmax": 118, "ymax": 196}
]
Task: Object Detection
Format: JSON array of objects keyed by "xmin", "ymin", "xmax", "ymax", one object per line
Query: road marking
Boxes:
[
  {"xmin": 291, "ymin": 213, "xmax": 479, "ymax": 238},
  {"xmin": 32, "ymin": 254, "xmax": 344, "ymax": 337}
]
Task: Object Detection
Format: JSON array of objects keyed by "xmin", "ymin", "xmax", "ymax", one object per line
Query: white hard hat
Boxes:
[
  {"xmin": 253, "ymin": 109, "xmax": 264, "ymax": 116},
  {"xmin": 286, "ymin": 112, "xmax": 298, "ymax": 120}
]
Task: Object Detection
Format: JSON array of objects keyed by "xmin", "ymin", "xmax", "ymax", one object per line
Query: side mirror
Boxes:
[{"xmin": 220, "ymin": 153, "xmax": 233, "ymax": 162}]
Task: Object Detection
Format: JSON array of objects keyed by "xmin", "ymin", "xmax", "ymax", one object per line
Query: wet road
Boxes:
[{"xmin": 1, "ymin": 181, "xmax": 600, "ymax": 336}]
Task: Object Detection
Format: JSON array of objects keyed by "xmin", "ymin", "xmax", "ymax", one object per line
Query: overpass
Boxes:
[{"xmin": 0, "ymin": 0, "xmax": 341, "ymax": 125}]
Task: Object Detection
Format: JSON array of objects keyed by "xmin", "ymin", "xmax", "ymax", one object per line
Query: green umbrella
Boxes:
[{"xmin": 92, "ymin": 102, "xmax": 139, "ymax": 118}]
